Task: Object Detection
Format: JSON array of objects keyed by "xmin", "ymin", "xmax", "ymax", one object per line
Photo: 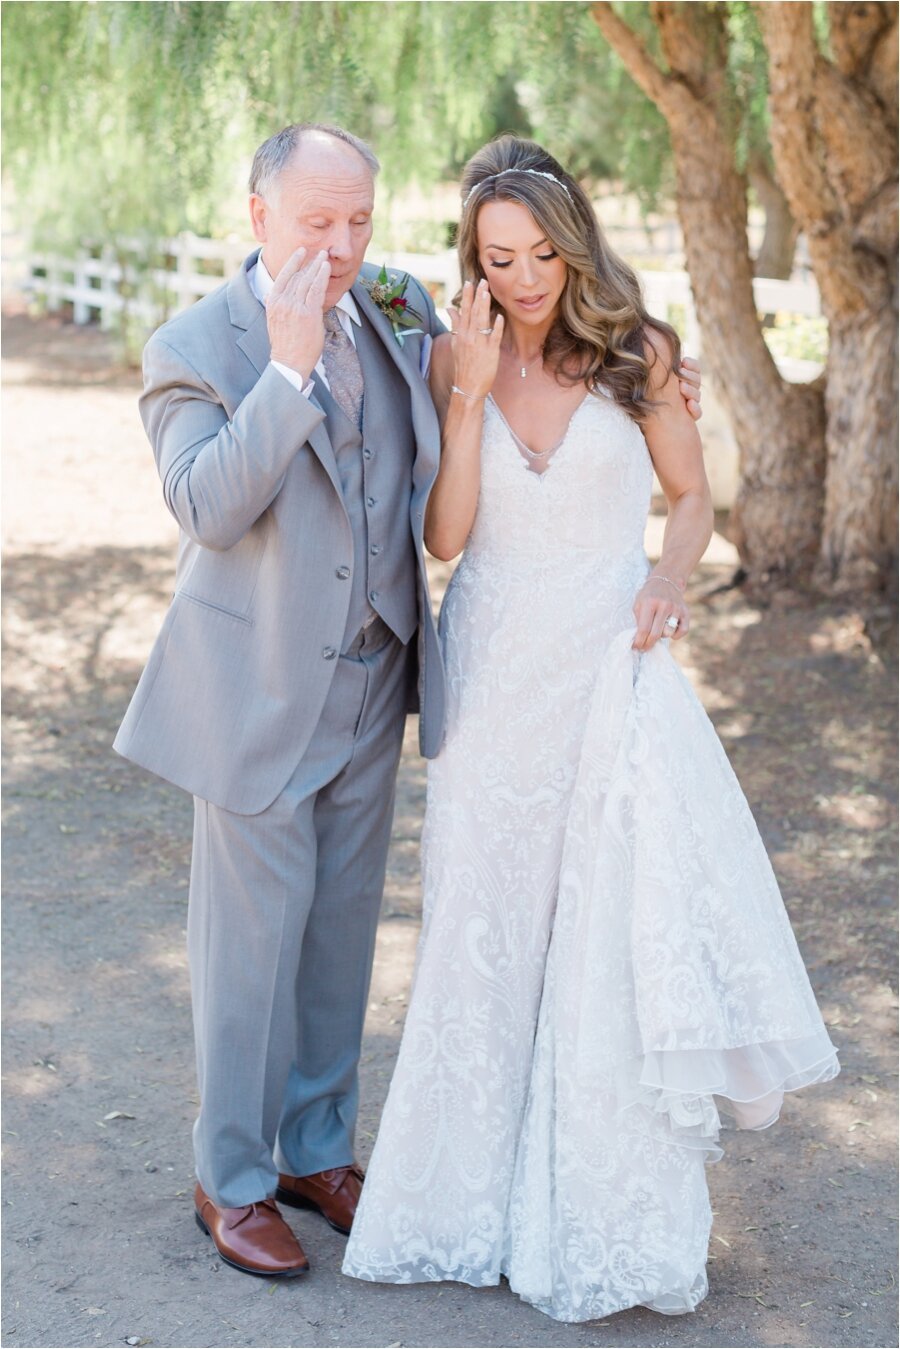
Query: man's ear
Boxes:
[{"xmin": 249, "ymin": 194, "xmax": 267, "ymax": 244}]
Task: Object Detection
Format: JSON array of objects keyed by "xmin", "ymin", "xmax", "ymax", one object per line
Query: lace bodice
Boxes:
[{"xmin": 467, "ymin": 389, "xmax": 653, "ymax": 568}]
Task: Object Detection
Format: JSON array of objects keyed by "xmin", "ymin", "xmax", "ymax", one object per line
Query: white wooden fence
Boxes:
[
  {"xmin": 23, "ymin": 235, "xmax": 463, "ymax": 331},
  {"xmin": 23, "ymin": 231, "xmax": 822, "ymax": 350},
  {"xmin": 24, "ymin": 235, "xmax": 258, "ymax": 330},
  {"xmin": 22, "ymin": 234, "xmax": 823, "ymax": 511}
]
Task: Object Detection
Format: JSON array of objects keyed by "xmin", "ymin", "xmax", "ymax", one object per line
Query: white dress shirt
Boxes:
[{"xmin": 249, "ymin": 254, "xmax": 361, "ymax": 398}]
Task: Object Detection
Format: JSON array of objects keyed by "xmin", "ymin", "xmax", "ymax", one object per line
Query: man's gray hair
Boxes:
[{"xmin": 249, "ymin": 123, "xmax": 380, "ymax": 197}]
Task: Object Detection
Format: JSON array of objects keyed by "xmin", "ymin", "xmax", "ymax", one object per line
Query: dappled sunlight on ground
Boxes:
[{"xmin": 3, "ymin": 311, "xmax": 896, "ymax": 1349}]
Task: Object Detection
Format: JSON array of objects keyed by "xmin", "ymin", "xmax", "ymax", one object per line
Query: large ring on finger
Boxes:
[{"xmin": 664, "ymin": 614, "xmax": 679, "ymax": 631}]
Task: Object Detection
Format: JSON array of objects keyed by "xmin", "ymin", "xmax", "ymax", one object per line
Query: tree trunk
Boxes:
[
  {"xmin": 757, "ymin": 1, "xmax": 898, "ymax": 593},
  {"xmin": 592, "ymin": 1, "xmax": 825, "ymax": 583},
  {"xmin": 663, "ymin": 103, "xmax": 825, "ymax": 579},
  {"xmin": 821, "ymin": 306, "xmax": 898, "ymax": 591},
  {"xmin": 748, "ymin": 153, "xmax": 799, "ymax": 280}
]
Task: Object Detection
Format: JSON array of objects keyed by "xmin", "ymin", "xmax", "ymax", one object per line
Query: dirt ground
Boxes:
[{"xmin": 2, "ymin": 310, "xmax": 897, "ymax": 1349}]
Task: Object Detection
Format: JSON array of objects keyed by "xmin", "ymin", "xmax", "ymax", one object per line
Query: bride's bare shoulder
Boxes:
[{"xmin": 640, "ymin": 327, "xmax": 676, "ymax": 391}]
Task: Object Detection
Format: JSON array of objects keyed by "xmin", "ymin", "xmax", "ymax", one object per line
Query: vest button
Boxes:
[
  {"xmin": 369, "ymin": 591, "xmax": 379, "ymax": 603},
  {"xmin": 322, "ymin": 647, "xmax": 337, "ymax": 660},
  {"xmin": 370, "ymin": 545, "xmax": 381, "ymax": 556},
  {"xmin": 363, "ymin": 448, "xmax": 373, "ymax": 460},
  {"xmin": 366, "ymin": 496, "xmax": 376, "ymax": 508},
  {"xmin": 336, "ymin": 565, "xmax": 351, "ymax": 579}
]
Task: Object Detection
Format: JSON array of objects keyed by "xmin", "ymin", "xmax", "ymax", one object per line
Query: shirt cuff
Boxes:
[{"xmin": 271, "ymin": 359, "xmax": 315, "ymax": 399}]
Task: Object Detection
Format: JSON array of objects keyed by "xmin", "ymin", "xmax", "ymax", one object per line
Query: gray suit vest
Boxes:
[{"xmin": 312, "ymin": 310, "xmax": 419, "ymax": 651}]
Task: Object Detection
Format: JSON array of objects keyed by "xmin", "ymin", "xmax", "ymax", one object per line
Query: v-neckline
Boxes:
[{"xmin": 487, "ymin": 392, "xmax": 591, "ymax": 475}]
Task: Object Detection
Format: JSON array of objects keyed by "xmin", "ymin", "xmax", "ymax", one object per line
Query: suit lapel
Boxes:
[
  {"xmin": 226, "ymin": 256, "xmax": 439, "ymax": 512},
  {"xmin": 352, "ymin": 280, "xmax": 440, "ymax": 494},
  {"xmin": 228, "ymin": 253, "xmax": 341, "ymax": 494},
  {"xmin": 234, "ymin": 304, "xmax": 270, "ymax": 377},
  {"xmin": 352, "ymin": 282, "xmax": 432, "ymax": 418}
]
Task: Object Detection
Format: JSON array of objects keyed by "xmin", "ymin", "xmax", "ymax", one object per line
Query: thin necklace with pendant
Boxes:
[{"xmin": 501, "ymin": 346, "xmax": 544, "ymax": 379}]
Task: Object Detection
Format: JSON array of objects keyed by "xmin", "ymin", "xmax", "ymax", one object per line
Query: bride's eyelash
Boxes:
[{"xmin": 489, "ymin": 251, "xmax": 558, "ymax": 269}]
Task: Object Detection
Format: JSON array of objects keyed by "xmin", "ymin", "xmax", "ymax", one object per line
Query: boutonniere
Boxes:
[{"xmin": 361, "ymin": 265, "xmax": 424, "ymax": 346}]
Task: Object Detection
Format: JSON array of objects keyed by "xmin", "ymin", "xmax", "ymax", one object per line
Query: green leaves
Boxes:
[{"xmin": 0, "ymin": 2, "xmax": 782, "ymax": 259}]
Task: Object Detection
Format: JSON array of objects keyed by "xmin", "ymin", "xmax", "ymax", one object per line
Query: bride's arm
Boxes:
[
  {"xmin": 634, "ymin": 328, "xmax": 714, "ymax": 652},
  {"xmin": 424, "ymin": 280, "xmax": 504, "ymax": 562}
]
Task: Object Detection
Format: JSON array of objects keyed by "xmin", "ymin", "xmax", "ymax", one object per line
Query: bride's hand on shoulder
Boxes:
[
  {"xmin": 632, "ymin": 576, "xmax": 690, "ymax": 651},
  {"xmin": 679, "ymin": 355, "xmax": 702, "ymax": 421}
]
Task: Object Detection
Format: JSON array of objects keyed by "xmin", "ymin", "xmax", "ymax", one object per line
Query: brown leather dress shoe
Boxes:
[
  {"xmin": 194, "ymin": 1183, "xmax": 310, "ymax": 1277},
  {"xmin": 276, "ymin": 1164, "xmax": 364, "ymax": 1236}
]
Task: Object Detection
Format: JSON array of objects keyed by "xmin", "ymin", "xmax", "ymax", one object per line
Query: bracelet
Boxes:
[
  {"xmin": 450, "ymin": 385, "xmax": 484, "ymax": 401},
  {"xmin": 648, "ymin": 574, "xmax": 686, "ymax": 593}
]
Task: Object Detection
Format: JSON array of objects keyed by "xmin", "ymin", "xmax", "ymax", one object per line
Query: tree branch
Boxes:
[
  {"xmin": 869, "ymin": 7, "xmax": 899, "ymax": 122},
  {"xmin": 755, "ymin": 3, "xmax": 839, "ymax": 229},
  {"xmin": 754, "ymin": 1, "xmax": 877, "ymax": 315},
  {"xmin": 651, "ymin": 0, "xmax": 730, "ymax": 105},
  {"xmin": 590, "ymin": 2, "xmax": 678, "ymax": 114},
  {"xmin": 814, "ymin": 53, "xmax": 897, "ymax": 219},
  {"xmin": 827, "ymin": 0, "xmax": 895, "ymax": 79}
]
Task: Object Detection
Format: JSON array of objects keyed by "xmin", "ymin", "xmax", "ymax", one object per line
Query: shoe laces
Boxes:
[{"xmin": 235, "ymin": 1198, "xmax": 277, "ymax": 1226}]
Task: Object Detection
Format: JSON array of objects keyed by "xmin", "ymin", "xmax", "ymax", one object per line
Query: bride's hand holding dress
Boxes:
[{"xmin": 630, "ymin": 325, "xmax": 710, "ymax": 651}]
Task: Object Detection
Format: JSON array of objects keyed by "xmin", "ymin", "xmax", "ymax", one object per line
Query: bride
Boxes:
[{"xmin": 342, "ymin": 136, "xmax": 839, "ymax": 1322}]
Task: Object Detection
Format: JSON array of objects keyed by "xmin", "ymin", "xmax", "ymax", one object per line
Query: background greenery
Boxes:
[
  {"xmin": 5, "ymin": 2, "xmax": 893, "ymax": 590},
  {"xmin": 5, "ymin": 1, "xmax": 822, "ymax": 350},
  {"xmin": 2, "ymin": 0, "xmax": 776, "ymax": 247}
]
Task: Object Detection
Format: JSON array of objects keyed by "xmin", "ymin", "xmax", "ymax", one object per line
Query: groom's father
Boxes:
[{"xmin": 115, "ymin": 124, "xmax": 447, "ymax": 1276}]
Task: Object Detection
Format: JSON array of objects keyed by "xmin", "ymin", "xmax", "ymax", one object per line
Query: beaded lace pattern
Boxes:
[{"xmin": 344, "ymin": 394, "xmax": 839, "ymax": 1322}]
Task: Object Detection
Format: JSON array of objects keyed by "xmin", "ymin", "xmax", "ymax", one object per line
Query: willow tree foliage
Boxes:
[
  {"xmin": 3, "ymin": 0, "xmax": 522, "ymax": 246},
  {"xmin": 2, "ymin": 0, "xmax": 778, "ymax": 248},
  {"xmin": 11, "ymin": 2, "xmax": 891, "ymax": 592},
  {"xmin": 3, "ymin": 2, "xmax": 240, "ymax": 244}
]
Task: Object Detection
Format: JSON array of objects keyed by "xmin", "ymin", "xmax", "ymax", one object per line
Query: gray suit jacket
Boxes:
[{"xmin": 114, "ymin": 252, "xmax": 447, "ymax": 815}]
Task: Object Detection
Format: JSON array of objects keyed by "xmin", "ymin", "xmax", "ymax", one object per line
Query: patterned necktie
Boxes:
[{"xmin": 322, "ymin": 308, "xmax": 364, "ymax": 429}]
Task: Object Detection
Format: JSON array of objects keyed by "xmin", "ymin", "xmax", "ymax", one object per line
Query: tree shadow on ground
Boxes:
[
  {"xmin": 2, "ymin": 541, "xmax": 897, "ymax": 1348},
  {"xmin": 687, "ymin": 578, "xmax": 897, "ymax": 990},
  {"xmin": 3, "ymin": 311, "xmax": 140, "ymax": 388}
]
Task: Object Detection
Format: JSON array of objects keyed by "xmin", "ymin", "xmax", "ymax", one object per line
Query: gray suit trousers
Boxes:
[{"xmin": 188, "ymin": 618, "xmax": 411, "ymax": 1207}]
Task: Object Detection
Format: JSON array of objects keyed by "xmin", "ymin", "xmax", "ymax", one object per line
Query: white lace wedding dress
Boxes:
[{"xmin": 342, "ymin": 390, "xmax": 839, "ymax": 1321}]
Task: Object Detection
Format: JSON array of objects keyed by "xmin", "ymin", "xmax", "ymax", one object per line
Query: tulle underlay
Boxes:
[{"xmin": 622, "ymin": 1033, "xmax": 840, "ymax": 1157}]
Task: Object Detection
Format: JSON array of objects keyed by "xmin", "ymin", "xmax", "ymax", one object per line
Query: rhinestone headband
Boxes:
[{"xmin": 462, "ymin": 167, "xmax": 574, "ymax": 210}]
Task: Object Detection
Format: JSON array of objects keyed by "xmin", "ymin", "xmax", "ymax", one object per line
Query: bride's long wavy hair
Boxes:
[{"xmin": 455, "ymin": 136, "xmax": 680, "ymax": 422}]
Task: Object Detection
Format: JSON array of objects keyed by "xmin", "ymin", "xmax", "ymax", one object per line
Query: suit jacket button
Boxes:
[
  {"xmin": 336, "ymin": 565, "xmax": 351, "ymax": 579},
  {"xmin": 366, "ymin": 496, "xmax": 376, "ymax": 508},
  {"xmin": 322, "ymin": 647, "xmax": 337, "ymax": 660}
]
